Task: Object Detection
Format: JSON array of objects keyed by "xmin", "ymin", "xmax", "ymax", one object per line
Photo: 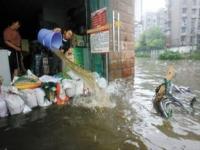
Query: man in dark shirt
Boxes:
[{"xmin": 60, "ymin": 29, "xmax": 73, "ymax": 55}]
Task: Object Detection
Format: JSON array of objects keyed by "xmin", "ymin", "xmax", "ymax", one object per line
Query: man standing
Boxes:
[{"xmin": 3, "ymin": 19, "xmax": 24, "ymax": 78}]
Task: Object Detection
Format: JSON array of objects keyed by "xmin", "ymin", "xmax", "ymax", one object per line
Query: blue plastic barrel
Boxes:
[{"xmin": 37, "ymin": 28, "xmax": 62, "ymax": 50}]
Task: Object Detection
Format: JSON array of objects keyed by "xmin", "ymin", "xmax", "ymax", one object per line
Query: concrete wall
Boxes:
[{"xmin": 108, "ymin": 0, "xmax": 135, "ymax": 81}]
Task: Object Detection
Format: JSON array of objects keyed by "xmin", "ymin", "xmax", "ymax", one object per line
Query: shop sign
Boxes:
[
  {"xmin": 91, "ymin": 7, "xmax": 107, "ymax": 28},
  {"xmin": 90, "ymin": 30, "xmax": 109, "ymax": 53}
]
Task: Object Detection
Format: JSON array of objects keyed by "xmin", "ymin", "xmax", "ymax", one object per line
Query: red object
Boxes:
[
  {"xmin": 91, "ymin": 8, "xmax": 107, "ymax": 29},
  {"xmin": 56, "ymin": 83, "xmax": 69, "ymax": 105}
]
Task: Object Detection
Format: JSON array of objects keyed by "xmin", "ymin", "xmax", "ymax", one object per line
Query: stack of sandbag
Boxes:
[
  {"xmin": 20, "ymin": 89, "xmax": 38, "ymax": 108},
  {"xmin": 62, "ymin": 79, "xmax": 84, "ymax": 97},
  {"xmin": 20, "ymin": 88, "xmax": 52, "ymax": 108},
  {"xmin": 34, "ymin": 88, "xmax": 52, "ymax": 107},
  {"xmin": 0, "ymin": 95, "xmax": 8, "ymax": 117},
  {"xmin": 4, "ymin": 93, "xmax": 31, "ymax": 115}
]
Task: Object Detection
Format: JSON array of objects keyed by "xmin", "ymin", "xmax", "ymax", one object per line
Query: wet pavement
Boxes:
[{"xmin": 0, "ymin": 58, "xmax": 200, "ymax": 150}]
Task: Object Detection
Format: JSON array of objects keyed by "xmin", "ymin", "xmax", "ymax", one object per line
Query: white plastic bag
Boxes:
[
  {"xmin": 62, "ymin": 79, "xmax": 76, "ymax": 97},
  {"xmin": 23, "ymin": 105, "xmax": 32, "ymax": 114},
  {"xmin": 5, "ymin": 94, "xmax": 25, "ymax": 115},
  {"xmin": 75, "ymin": 80, "xmax": 84, "ymax": 96},
  {"xmin": 34, "ymin": 88, "xmax": 52, "ymax": 107},
  {"xmin": 97, "ymin": 77, "xmax": 108, "ymax": 89},
  {"xmin": 20, "ymin": 89, "xmax": 38, "ymax": 108},
  {"xmin": 67, "ymin": 70, "xmax": 81, "ymax": 80},
  {"xmin": 39, "ymin": 75, "xmax": 61, "ymax": 83},
  {"xmin": 62, "ymin": 79, "xmax": 84, "ymax": 97},
  {"xmin": 0, "ymin": 95, "xmax": 8, "ymax": 117}
]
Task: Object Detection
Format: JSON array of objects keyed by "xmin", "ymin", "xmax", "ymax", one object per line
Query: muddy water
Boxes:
[
  {"xmin": 129, "ymin": 58, "xmax": 200, "ymax": 149},
  {"xmin": 0, "ymin": 58, "xmax": 200, "ymax": 150}
]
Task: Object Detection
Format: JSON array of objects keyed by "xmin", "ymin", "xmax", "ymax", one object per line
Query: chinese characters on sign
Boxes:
[{"xmin": 90, "ymin": 30, "xmax": 109, "ymax": 53}]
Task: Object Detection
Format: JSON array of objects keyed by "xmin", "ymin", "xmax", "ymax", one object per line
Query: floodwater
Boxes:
[{"xmin": 0, "ymin": 58, "xmax": 200, "ymax": 150}]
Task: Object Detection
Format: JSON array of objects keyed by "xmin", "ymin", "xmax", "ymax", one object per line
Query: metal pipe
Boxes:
[
  {"xmin": 112, "ymin": 10, "xmax": 115, "ymax": 52},
  {"xmin": 117, "ymin": 12, "xmax": 120, "ymax": 52},
  {"xmin": 105, "ymin": 53, "xmax": 109, "ymax": 81}
]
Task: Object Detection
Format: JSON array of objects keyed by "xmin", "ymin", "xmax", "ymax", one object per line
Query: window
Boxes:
[
  {"xmin": 182, "ymin": 0, "xmax": 187, "ymax": 5},
  {"xmin": 191, "ymin": 18, "xmax": 196, "ymax": 28},
  {"xmin": 182, "ymin": 17, "xmax": 187, "ymax": 25},
  {"xmin": 191, "ymin": 28, "xmax": 195, "ymax": 33},
  {"xmin": 198, "ymin": 20, "xmax": 200, "ymax": 30},
  {"xmin": 193, "ymin": 0, "xmax": 197, "ymax": 5},
  {"xmin": 199, "ymin": 9, "xmax": 200, "ymax": 17},
  {"xmin": 181, "ymin": 36, "xmax": 186, "ymax": 45},
  {"xmin": 181, "ymin": 27, "xmax": 186, "ymax": 33},
  {"xmin": 182, "ymin": 8, "xmax": 187, "ymax": 14},
  {"xmin": 190, "ymin": 36, "xmax": 194, "ymax": 44},
  {"xmin": 197, "ymin": 35, "xmax": 200, "ymax": 43},
  {"xmin": 181, "ymin": 36, "xmax": 186, "ymax": 42},
  {"xmin": 192, "ymin": 9, "xmax": 197, "ymax": 15}
]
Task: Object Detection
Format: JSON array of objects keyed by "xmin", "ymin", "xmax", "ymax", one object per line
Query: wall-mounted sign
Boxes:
[
  {"xmin": 90, "ymin": 30, "xmax": 109, "ymax": 53},
  {"xmin": 91, "ymin": 7, "xmax": 107, "ymax": 29}
]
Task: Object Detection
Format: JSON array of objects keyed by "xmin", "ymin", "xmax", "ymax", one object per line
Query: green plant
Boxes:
[
  {"xmin": 190, "ymin": 51, "xmax": 200, "ymax": 60},
  {"xmin": 136, "ymin": 26, "xmax": 166, "ymax": 51},
  {"xmin": 136, "ymin": 51, "xmax": 150, "ymax": 57},
  {"xmin": 159, "ymin": 51, "xmax": 183, "ymax": 60}
]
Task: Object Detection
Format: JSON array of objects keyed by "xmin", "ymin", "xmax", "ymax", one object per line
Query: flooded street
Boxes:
[
  {"xmin": 130, "ymin": 58, "xmax": 200, "ymax": 149},
  {"xmin": 0, "ymin": 58, "xmax": 200, "ymax": 150}
]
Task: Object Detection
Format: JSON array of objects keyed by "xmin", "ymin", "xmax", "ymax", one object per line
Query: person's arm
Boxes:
[{"xmin": 4, "ymin": 40, "xmax": 21, "ymax": 51}]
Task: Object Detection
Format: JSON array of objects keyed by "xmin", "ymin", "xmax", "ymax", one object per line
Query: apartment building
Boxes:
[{"xmin": 167, "ymin": 0, "xmax": 200, "ymax": 47}]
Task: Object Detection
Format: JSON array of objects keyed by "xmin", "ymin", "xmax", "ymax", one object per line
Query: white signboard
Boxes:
[{"xmin": 90, "ymin": 30, "xmax": 109, "ymax": 53}]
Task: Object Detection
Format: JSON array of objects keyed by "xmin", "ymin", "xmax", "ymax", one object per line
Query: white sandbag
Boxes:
[
  {"xmin": 62, "ymin": 79, "xmax": 76, "ymax": 97},
  {"xmin": 0, "ymin": 95, "xmax": 8, "ymax": 117},
  {"xmin": 62, "ymin": 79, "xmax": 84, "ymax": 97},
  {"xmin": 97, "ymin": 77, "xmax": 108, "ymax": 89},
  {"xmin": 34, "ymin": 88, "xmax": 52, "ymax": 107},
  {"xmin": 5, "ymin": 94, "xmax": 25, "ymax": 115},
  {"xmin": 75, "ymin": 80, "xmax": 84, "ymax": 96},
  {"xmin": 1, "ymin": 86, "xmax": 19, "ymax": 94},
  {"xmin": 39, "ymin": 75, "xmax": 61, "ymax": 83},
  {"xmin": 20, "ymin": 89, "xmax": 38, "ymax": 108},
  {"xmin": 23, "ymin": 105, "xmax": 32, "ymax": 114},
  {"xmin": 67, "ymin": 70, "xmax": 81, "ymax": 80},
  {"xmin": 62, "ymin": 79, "xmax": 75, "ymax": 89},
  {"xmin": 43, "ymin": 98, "xmax": 52, "ymax": 107}
]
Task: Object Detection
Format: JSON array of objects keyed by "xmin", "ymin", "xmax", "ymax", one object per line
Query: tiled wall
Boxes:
[{"xmin": 108, "ymin": 0, "xmax": 135, "ymax": 81}]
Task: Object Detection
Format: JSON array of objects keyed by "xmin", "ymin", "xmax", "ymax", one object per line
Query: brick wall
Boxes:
[{"xmin": 108, "ymin": 0, "xmax": 135, "ymax": 81}]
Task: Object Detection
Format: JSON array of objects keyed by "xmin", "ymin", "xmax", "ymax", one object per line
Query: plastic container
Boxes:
[{"xmin": 37, "ymin": 28, "xmax": 62, "ymax": 50}]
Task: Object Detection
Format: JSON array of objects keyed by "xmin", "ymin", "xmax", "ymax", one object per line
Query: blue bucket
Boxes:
[{"xmin": 37, "ymin": 28, "xmax": 62, "ymax": 50}]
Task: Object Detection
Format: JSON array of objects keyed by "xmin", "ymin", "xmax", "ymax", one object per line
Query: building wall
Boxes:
[
  {"xmin": 144, "ymin": 12, "xmax": 158, "ymax": 30},
  {"xmin": 168, "ymin": 0, "xmax": 200, "ymax": 47},
  {"xmin": 108, "ymin": 0, "xmax": 135, "ymax": 81}
]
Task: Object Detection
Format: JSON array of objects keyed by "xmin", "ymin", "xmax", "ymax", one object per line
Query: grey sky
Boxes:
[{"xmin": 135, "ymin": 0, "xmax": 166, "ymax": 21}]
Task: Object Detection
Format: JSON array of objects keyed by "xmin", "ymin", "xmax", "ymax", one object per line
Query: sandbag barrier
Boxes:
[{"xmin": 0, "ymin": 72, "xmax": 88, "ymax": 118}]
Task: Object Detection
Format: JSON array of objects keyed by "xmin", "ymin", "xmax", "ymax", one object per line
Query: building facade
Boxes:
[{"xmin": 167, "ymin": 0, "xmax": 200, "ymax": 47}]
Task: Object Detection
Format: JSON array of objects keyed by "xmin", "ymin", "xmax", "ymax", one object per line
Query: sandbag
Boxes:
[
  {"xmin": 23, "ymin": 105, "xmax": 32, "ymax": 114},
  {"xmin": 75, "ymin": 80, "xmax": 84, "ymax": 96},
  {"xmin": 5, "ymin": 94, "xmax": 25, "ymax": 115},
  {"xmin": 20, "ymin": 89, "xmax": 38, "ymax": 108},
  {"xmin": 34, "ymin": 88, "xmax": 52, "ymax": 107},
  {"xmin": 62, "ymin": 79, "xmax": 84, "ymax": 97},
  {"xmin": 62, "ymin": 79, "xmax": 76, "ymax": 97},
  {"xmin": 0, "ymin": 95, "xmax": 8, "ymax": 117}
]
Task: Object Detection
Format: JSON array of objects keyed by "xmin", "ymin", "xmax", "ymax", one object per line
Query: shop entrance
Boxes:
[{"xmin": 0, "ymin": 0, "xmax": 90, "ymax": 75}]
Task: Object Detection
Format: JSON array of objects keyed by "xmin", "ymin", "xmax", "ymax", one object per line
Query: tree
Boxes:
[{"xmin": 136, "ymin": 27, "xmax": 166, "ymax": 51}]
